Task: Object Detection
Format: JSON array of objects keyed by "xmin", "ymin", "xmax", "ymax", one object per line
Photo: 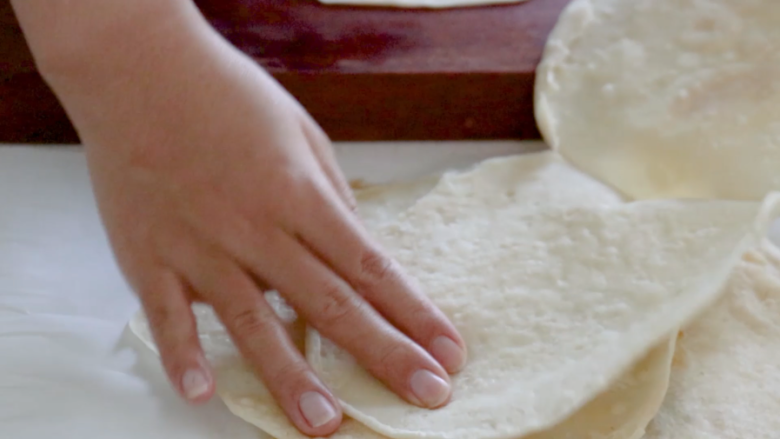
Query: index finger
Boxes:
[{"xmin": 296, "ymin": 187, "xmax": 468, "ymax": 374}]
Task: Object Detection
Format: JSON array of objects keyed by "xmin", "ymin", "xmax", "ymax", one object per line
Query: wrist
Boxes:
[{"xmin": 13, "ymin": 0, "xmax": 205, "ymax": 89}]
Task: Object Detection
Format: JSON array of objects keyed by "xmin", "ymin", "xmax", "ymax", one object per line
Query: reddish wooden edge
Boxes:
[{"xmin": 0, "ymin": 0, "xmax": 571, "ymax": 143}]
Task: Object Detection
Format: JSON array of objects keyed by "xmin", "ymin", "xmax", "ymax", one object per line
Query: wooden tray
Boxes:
[{"xmin": 0, "ymin": 0, "xmax": 571, "ymax": 143}]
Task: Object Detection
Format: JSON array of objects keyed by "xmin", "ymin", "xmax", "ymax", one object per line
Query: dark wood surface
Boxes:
[{"xmin": 0, "ymin": 0, "xmax": 571, "ymax": 143}]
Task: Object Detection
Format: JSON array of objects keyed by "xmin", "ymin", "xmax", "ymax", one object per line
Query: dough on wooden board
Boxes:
[
  {"xmin": 535, "ymin": 0, "xmax": 780, "ymax": 201},
  {"xmin": 308, "ymin": 153, "xmax": 780, "ymax": 439},
  {"xmin": 129, "ymin": 152, "xmax": 685, "ymax": 439},
  {"xmin": 317, "ymin": 0, "xmax": 526, "ymax": 9},
  {"xmin": 644, "ymin": 240, "xmax": 780, "ymax": 439}
]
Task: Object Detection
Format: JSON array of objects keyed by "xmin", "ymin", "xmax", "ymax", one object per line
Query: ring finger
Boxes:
[
  {"xmin": 182, "ymin": 249, "xmax": 343, "ymax": 436},
  {"xmin": 244, "ymin": 231, "xmax": 453, "ymax": 409}
]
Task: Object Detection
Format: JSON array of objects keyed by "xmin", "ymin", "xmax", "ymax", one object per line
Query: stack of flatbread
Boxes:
[{"xmin": 131, "ymin": 0, "xmax": 780, "ymax": 438}]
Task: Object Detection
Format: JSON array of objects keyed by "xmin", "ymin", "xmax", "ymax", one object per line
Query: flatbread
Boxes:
[
  {"xmin": 317, "ymin": 0, "xmax": 526, "ymax": 9},
  {"xmin": 131, "ymin": 303, "xmax": 678, "ymax": 439},
  {"xmin": 644, "ymin": 240, "xmax": 780, "ymax": 439},
  {"xmin": 308, "ymin": 154, "xmax": 780, "ymax": 439},
  {"xmin": 353, "ymin": 176, "xmax": 440, "ymax": 229},
  {"xmin": 128, "ymin": 152, "xmax": 682, "ymax": 439},
  {"xmin": 535, "ymin": 0, "xmax": 780, "ymax": 201},
  {"xmin": 129, "ymin": 302, "xmax": 387, "ymax": 439},
  {"xmin": 524, "ymin": 335, "xmax": 675, "ymax": 439}
]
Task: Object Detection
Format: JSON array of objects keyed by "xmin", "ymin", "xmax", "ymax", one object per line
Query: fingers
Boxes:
[
  {"xmin": 292, "ymin": 120, "xmax": 465, "ymax": 380},
  {"xmin": 296, "ymin": 189, "xmax": 468, "ymax": 374},
  {"xmin": 137, "ymin": 270, "xmax": 215, "ymax": 404},
  {"xmin": 300, "ymin": 116, "xmax": 357, "ymax": 213},
  {"xmin": 250, "ymin": 231, "xmax": 453, "ymax": 409},
  {"xmin": 184, "ymin": 252, "xmax": 343, "ymax": 436}
]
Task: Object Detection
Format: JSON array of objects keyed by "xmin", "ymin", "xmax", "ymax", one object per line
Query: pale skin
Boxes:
[{"xmin": 10, "ymin": 0, "xmax": 467, "ymax": 436}]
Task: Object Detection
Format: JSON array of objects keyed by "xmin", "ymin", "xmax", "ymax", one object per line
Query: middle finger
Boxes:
[
  {"xmin": 182, "ymin": 250, "xmax": 343, "ymax": 436},
  {"xmin": 248, "ymin": 231, "xmax": 453, "ymax": 409},
  {"xmin": 295, "ymin": 183, "xmax": 468, "ymax": 375}
]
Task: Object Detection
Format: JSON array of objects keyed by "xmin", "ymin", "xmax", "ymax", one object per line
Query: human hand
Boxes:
[{"xmin": 37, "ymin": 4, "xmax": 466, "ymax": 436}]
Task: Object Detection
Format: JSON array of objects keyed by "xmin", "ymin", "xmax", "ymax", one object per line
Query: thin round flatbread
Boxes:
[
  {"xmin": 131, "ymin": 304, "xmax": 677, "ymax": 439},
  {"xmin": 645, "ymin": 240, "xmax": 780, "ymax": 439},
  {"xmin": 523, "ymin": 334, "xmax": 676, "ymax": 439},
  {"xmin": 128, "ymin": 151, "xmax": 678, "ymax": 439},
  {"xmin": 308, "ymin": 153, "xmax": 780, "ymax": 439},
  {"xmin": 352, "ymin": 176, "xmax": 440, "ymax": 229},
  {"xmin": 535, "ymin": 0, "xmax": 780, "ymax": 201}
]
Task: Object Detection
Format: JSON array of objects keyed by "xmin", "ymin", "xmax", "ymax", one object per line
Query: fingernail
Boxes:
[
  {"xmin": 431, "ymin": 336, "xmax": 467, "ymax": 373},
  {"xmin": 299, "ymin": 391, "xmax": 337, "ymax": 428},
  {"xmin": 182, "ymin": 368, "xmax": 210, "ymax": 400},
  {"xmin": 410, "ymin": 369, "xmax": 451, "ymax": 408}
]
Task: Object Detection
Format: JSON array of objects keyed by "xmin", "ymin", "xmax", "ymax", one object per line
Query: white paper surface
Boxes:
[{"xmin": 0, "ymin": 141, "xmax": 538, "ymax": 439}]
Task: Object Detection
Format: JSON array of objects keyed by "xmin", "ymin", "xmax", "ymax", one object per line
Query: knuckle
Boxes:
[
  {"xmin": 343, "ymin": 192, "xmax": 359, "ymax": 213},
  {"xmin": 289, "ymin": 171, "xmax": 322, "ymax": 198},
  {"xmin": 143, "ymin": 299, "xmax": 176, "ymax": 330},
  {"xmin": 268, "ymin": 360, "xmax": 312, "ymax": 391},
  {"xmin": 267, "ymin": 171, "xmax": 319, "ymax": 213},
  {"xmin": 409, "ymin": 302, "xmax": 446, "ymax": 341},
  {"xmin": 230, "ymin": 307, "xmax": 269, "ymax": 338},
  {"xmin": 316, "ymin": 283, "xmax": 363, "ymax": 328},
  {"xmin": 358, "ymin": 248, "xmax": 397, "ymax": 287},
  {"xmin": 293, "ymin": 178, "xmax": 332, "ymax": 214},
  {"xmin": 374, "ymin": 342, "xmax": 412, "ymax": 379}
]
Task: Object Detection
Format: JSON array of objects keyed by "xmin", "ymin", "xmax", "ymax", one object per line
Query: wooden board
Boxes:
[{"xmin": 0, "ymin": 0, "xmax": 572, "ymax": 143}]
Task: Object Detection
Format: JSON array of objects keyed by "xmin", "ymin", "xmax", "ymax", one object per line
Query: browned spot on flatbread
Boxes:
[
  {"xmin": 672, "ymin": 330, "xmax": 686, "ymax": 369},
  {"xmin": 349, "ymin": 179, "xmax": 373, "ymax": 190}
]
